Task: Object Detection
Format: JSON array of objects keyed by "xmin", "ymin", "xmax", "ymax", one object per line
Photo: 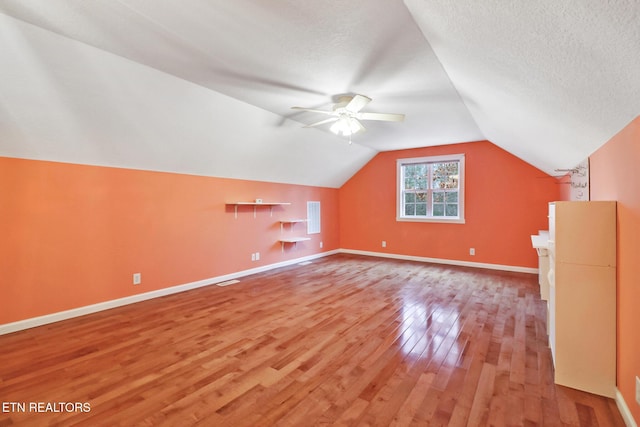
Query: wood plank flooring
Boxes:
[{"xmin": 0, "ymin": 254, "xmax": 625, "ymax": 426}]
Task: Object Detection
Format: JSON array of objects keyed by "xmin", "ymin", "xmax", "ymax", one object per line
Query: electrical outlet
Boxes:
[
  {"xmin": 382, "ymin": 241, "xmax": 387, "ymax": 248},
  {"xmin": 255, "ymin": 252, "xmax": 260, "ymax": 261},
  {"xmin": 251, "ymin": 253, "xmax": 256, "ymax": 261},
  {"xmin": 636, "ymin": 376, "xmax": 640, "ymax": 405},
  {"xmin": 320, "ymin": 241, "xmax": 323, "ymax": 249},
  {"xmin": 133, "ymin": 273, "xmax": 141, "ymax": 285},
  {"xmin": 469, "ymin": 248, "xmax": 475, "ymax": 256}
]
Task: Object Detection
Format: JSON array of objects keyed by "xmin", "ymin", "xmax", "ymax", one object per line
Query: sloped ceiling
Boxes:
[
  {"xmin": 405, "ymin": 0, "xmax": 640, "ymax": 173},
  {"xmin": 0, "ymin": 1, "xmax": 638, "ymax": 188}
]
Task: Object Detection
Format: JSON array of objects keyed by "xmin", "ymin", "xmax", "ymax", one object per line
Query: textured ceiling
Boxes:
[
  {"xmin": 0, "ymin": 0, "xmax": 638, "ymax": 187},
  {"xmin": 406, "ymin": 0, "xmax": 640, "ymax": 174}
]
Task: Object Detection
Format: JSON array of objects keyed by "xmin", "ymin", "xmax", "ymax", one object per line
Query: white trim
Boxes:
[
  {"xmin": 397, "ymin": 153, "xmax": 465, "ymax": 223},
  {"xmin": 397, "ymin": 153, "xmax": 464, "ymax": 165},
  {"xmin": 616, "ymin": 388, "xmax": 638, "ymax": 427},
  {"xmin": 339, "ymin": 249, "xmax": 538, "ymax": 274},
  {"xmin": 396, "ymin": 217, "xmax": 466, "ymax": 224},
  {"xmin": 0, "ymin": 250, "xmax": 339, "ymax": 336},
  {"xmin": 0, "ymin": 248, "xmax": 538, "ymax": 336}
]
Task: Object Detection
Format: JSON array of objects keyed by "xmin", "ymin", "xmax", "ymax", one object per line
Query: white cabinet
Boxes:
[{"xmin": 547, "ymin": 201, "xmax": 616, "ymax": 398}]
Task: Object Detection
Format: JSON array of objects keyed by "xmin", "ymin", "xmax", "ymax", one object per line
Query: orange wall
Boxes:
[
  {"xmin": 558, "ymin": 174, "xmax": 572, "ymax": 201},
  {"xmin": 589, "ymin": 116, "xmax": 640, "ymax": 422},
  {"xmin": 338, "ymin": 141, "xmax": 560, "ymax": 268},
  {"xmin": 0, "ymin": 157, "xmax": 338, "ymax": 325}
]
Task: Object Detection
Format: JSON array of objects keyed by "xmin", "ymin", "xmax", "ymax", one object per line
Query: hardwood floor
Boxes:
[{"xmin": 0, "ymin": 254, "xmax": 625, "ymax": 426}]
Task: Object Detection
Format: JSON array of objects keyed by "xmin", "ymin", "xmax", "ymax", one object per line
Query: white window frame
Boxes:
[{"xmin": 396, "ymin": 154, "xmax": 465, "ymax": 224}]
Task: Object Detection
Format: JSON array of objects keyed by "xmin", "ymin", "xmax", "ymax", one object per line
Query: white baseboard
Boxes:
[
  {"xmin": 616, "ymin": 388, "xmax": 638, "ymax": 427},
  {"xmin": 0, "ymin": 248, "xmax": 535, "ymax": 336},
  {"xmin": 0, "ymin": 250, "xmax": 339, "ymax": 336},
  {"xmin": 339, "ymin": 249, "xmax": 538, "ymax": 274}
]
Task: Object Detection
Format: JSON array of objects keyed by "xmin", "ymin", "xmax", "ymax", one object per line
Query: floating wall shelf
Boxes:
[
  {"xmin": 226, "ymin": 202, "xmax": 291, "ymax": 219},
  {"xmin": 278, "ymin": 236, "xmax": 311, "ymax": 252},
  {"xmin": 278, "ymin": 219, "xmax": 310, "ymax": 252},
  {"xmin": 279, "ymin": 218, "xmax": 308, "ymax": 233}
]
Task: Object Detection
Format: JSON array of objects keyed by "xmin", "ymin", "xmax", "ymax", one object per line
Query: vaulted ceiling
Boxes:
[{"xmin": 1, "ymin": 1, "xmax": 638, "ymax": 188}]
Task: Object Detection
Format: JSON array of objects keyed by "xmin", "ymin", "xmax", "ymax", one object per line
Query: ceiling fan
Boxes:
[{"xmin": 291, "ymin": 94, "xmax": 405, "ymax": 137}]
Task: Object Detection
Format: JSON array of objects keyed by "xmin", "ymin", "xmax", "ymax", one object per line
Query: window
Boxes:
[{"xmin": 397, "ymin": 154, "xmax": 465, "ymax": 223}]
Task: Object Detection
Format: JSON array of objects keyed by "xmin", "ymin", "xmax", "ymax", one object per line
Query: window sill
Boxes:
[{"xmin": 396, "ymin": 216, "xmax": 466, "ymax": 224}]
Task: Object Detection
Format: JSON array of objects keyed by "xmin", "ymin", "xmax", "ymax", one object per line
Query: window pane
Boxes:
[
  {"xmin": 445, "ymin": 191, "xmax": 458, "ymax": 203},
  {"xmin": 405, "ymin": 192, "xmax": 415, "ymax": 203},
  {"xmin": 446, "ymin": 204, "xmax": 458, "ymax": 216},
  {"xmin": 416, "ymin": 192, "xmax": 427, "ymax": 202},
  {"xmin": 433, "ymin": 192, "xmax": 444, "ymax": 203},
  {"xmin": 404, "ymin": 164, "xmax": 427, "ymax": 190},
  {"xmin": 404, "ymin": 204, "xmax": 415, "ymax": 216},
  {"xmin": 403, "ymin": 165, "xmax": 415, "ymax": 189},
  {"xmin": 432, "ymin": 162, "xmax": 459, "ymax": 189},
  {"xmin": 433, "ymin": 204, "xmax": 444, "ymax": 216},
  {"xmin": 415, "ymin": 204, "xmax": 427, "ymax": 216}
]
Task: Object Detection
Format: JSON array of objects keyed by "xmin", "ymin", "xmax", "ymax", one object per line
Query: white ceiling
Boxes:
[{"xmin": 0, "ymin": 0, "xmax": 639, "ymax": 187}]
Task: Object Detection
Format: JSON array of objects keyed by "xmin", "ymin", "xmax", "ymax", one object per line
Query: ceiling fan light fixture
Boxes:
[
  {"xmin": 292, "ymin": 94, "xmax": 403, "ymax": 137},
  {"xmin": 330, "ymin": 116, "xmax": 361, "ymax": 136}
]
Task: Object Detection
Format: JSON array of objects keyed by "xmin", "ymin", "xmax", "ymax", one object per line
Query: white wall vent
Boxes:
[
  {"xmin": 216, "ymin": 279, "xmax": 240, "ymax": 287},
  {"xmin": 307, "ymin": 201, "xmax": 321, "ymax": 234}
]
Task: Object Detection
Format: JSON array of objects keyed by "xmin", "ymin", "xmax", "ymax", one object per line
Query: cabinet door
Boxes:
[
  {"xmin": 555, "ymin": 202, "xmax": 616, "ymax": 267},
  {"xmin": 554, "ymin": 263, "xmax": 616, "ymax": 397}
]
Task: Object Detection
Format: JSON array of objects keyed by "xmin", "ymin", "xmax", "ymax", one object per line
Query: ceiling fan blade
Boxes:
[
  {"xmin": 291, "ymin": 106, "xmax": 335, "ymax": 116},
  {"xmin": 345, "ymin": 95, "xmax": 372, "ymax": 113},
  {"xmin": 304, "ymin": 117, "xmax": 339, "ymax": 128},
  {"xmin": 357, "ymin": 112, "xmax": 405, "ymax": 122}
]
